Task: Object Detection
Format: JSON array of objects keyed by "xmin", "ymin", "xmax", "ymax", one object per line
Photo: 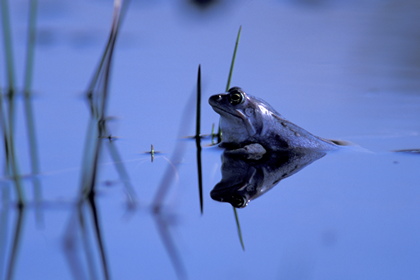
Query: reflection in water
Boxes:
[
  {"xmin": 0, "ymin": 202, "xmax": 26, "ymax": 280},
  {"xmin": 78, "ymin": 0, "xmax": 136, "ymax": 208},
  {"xmin": 211, "ymin": 150, "xmax": 326, "ymax": 208},
  {"xmin": 63, "ymin": 197, "xmax": 110, "ymax": 280},
  {"xmin": 151, "ymin": 86, "xmax": 196, "ymax": 279},
  {"xmin": 0, "ymin": 0, "xmax": 42, "ymax": 277}
]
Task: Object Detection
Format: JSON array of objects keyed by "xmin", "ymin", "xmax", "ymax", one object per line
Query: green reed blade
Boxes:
[
  {"xmin": 1, "ymin": 0, "xmax": 16, "ymax": 88},
  {"xmin": 1, "ymin": 0, "xmax": 24, "ymax": 205},
  {"xmin": 23, "ymin": 0, "xmax": 43, "ymax": 223},
  {"xmin": 196, "ymin": 65, "xmax": 201, "ymax": 139},
  {"xmin": 225, "ymin": 26, "xmax": 242, "ymax": 92},
  {"xmin": 105, "ymin": 138, "xmax": 137, "ymax": 208},
  {"xmin": 196, "ymin": 65, "xmax": 204, "ymax": 214},
  {"xmin": 23, "ymin": 0, "xmax": 37, "ymax": 95},
  {"xmin": 80, "ymin": 0, "xmax": 127, "ymax": 199},
  {"xmin": 225, "ymin": 26, "xmax": 245, "ymax": 251},
  {"xmin": 78, "ymin": 204, "xmax": 100, "ymax": 280},
  {"xmin": 217, "ymin": 26, "xmax": 242, "ymax": 142},
  {"xmin": 0, "ymin": 187, "xmax": 10, "ymax": 278},
  {"xmin": 87, "ymin": 196, "xmax": 110, "ymax": 280},
  {"xmin": 5, "ymin": 205, "xmax": 26, "ymax": 280},
  {"xmin": 233, "ymin": 207, "xmax": 245, "ymax": 251}
]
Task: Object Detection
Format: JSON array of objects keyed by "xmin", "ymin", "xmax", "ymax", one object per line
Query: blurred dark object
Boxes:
[{"xmin": 189, "ymin": 0, "xmax": 219, "ymax": 9}]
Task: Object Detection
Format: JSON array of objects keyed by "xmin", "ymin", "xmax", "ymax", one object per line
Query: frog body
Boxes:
[{"xmin": 209, "ymin": 87, "xmax": 339, "ymax": 156}]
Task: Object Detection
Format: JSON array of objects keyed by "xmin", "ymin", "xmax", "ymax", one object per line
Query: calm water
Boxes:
[{"xmin": 1, "ymin": 0, "xmax": 420, "ymax": 279}]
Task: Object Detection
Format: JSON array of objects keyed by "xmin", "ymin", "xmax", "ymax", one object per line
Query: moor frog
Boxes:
[{"xmin": 209, "ymin": 87, "xmax": 341, "ymax": 157}]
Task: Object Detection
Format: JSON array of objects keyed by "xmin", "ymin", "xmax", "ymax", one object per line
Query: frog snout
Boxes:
[
  {"xmin": 208, "ymin": 94, "xmax": 222, "ymax": 104},
  {"xmin": 208, "ymin": 95, "xmax": 223, "ymax": 108}
]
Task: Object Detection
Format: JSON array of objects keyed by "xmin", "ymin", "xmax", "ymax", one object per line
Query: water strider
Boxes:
[{"xmin": 209, "ymin": 87, "xmax": 343, "ymax": 158}]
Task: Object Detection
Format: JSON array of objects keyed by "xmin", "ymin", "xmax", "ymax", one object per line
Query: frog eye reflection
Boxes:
[
  {"xmin": 230, "ymin": 195, "xmax": 248, "ymax": 208},
  {"xmin": 228, "ymin": 91, "xmax": 245, "ymax": 105}
]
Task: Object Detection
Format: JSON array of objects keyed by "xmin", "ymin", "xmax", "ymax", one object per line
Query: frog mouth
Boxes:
[
  {"xmin": 211, "ymin": 105, "xmax": 257, "ymax": 134},
  {"xmin": 210, "ymin": 105, "xmax": 243, "ymax": 119}
]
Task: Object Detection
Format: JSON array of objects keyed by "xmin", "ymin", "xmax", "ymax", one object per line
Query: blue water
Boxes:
[{"xmin": 1, "ymin": 0, "xmax": 420, "ymax": 279}]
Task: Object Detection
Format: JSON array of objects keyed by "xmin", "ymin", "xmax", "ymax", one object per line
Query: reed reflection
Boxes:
[{"xmin": 211, "ymin": 150, "xmax": 326, "ymax": 208}]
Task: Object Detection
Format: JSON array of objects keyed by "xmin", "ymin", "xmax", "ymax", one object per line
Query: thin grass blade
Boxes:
[
  {"xmin": 5, "ymin": 205, "xmax": 26, "ymax": 280},
  {"xmin": 80, "ymin": 0, "xmax": 129, "ymax": 199},
  {"xmin": 195, "ymin": 65, "xmax": 204, "ymax": 214},
  {"xmin": 225, "ymin": 26, "xmax": 246, "ymax": 251},
  {"xmin": 233, "ymin": 207, "xmax": 245, "ymax": 251},
  {"xmin": 217, "ymin": 26, "xmax": 242, "ymax": 142},
  {"xmin": 23, "ymin": 0, "xmax": 43, "ymax": 224},
  {"xmin": 1, "ymin": 0, "xmax": 24, "ymax": 205},
  {"xmin": 225, "ymin": 26, "xmax": 242, "ymax": 92},
  {"xmin": 87, "ymin": 195, "xmax": 110, "ymax": 280}
]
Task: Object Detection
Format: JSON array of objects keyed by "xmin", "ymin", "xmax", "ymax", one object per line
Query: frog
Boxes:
[{"xmin": 208, "ymin": 87, "xmax": 341, "ymax": 158}]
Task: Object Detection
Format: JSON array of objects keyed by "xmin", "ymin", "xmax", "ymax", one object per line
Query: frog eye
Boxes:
[
  {"xmin": 228, "ymin": 88, "xmax": 245, "ymax": 105},
  {"xmin": 229, "ymin": 195, "xmax": 248, "ymax": 208}
]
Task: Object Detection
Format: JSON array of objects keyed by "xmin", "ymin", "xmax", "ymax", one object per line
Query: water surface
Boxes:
[{"xmin": 1, "ymin": 0, "xmax": 420, "ymax": 279}]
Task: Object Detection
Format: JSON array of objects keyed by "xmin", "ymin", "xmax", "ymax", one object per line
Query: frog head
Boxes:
[{"xmin": 209, "ymin": 87, "xmax": 273, "ymax": 145}]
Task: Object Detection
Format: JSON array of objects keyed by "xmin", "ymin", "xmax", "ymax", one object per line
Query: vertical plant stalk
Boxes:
[
  {"xmin": 78, "ymin": 203, "xmax": 100, "ymax": 280},
  {"xmin": 105, "ymin": 140, "xmax": 137, "ymax": 208},
  {"xmin": 80, "ymin": 0, "xmax": 126, "ymax": 199},
  {"xmin": 217, "ymin": 25, "xmax": 242, "ymax": 143},
  {"xmin": 23, "ymin": 0, "xmax": 38, "ymax": 92},
  {"xmin": 225, "ymin": 26, "xmax": 242, "ymax": 92},
  {"xmin": 63, "ymin": 204, "xmax": 100, "ymax": 280},
  {"xmin": 4, "ymin": 205, "xmax": 26, "ymax": 280},
  {"xmin": 0, "ymin": 0, "xmax": 24, "ymax": 205},
  {"xmin": 195, "ymin": 65, "xmax": 204, "ymax": 214},
  {"xmin": 233, "ymin": 207, "xmax": 245, "ymax": 251},
  {"xmin": 62, "ymin": 212, "xmax": 89, "ymax": 280},
  {"xmin": 0, "ymin": 187, "xmax": 10, "ymax": 279},
  {"xmin": 23, "ymin": 0, "xmax": 43, "ymax": 223},
  {"xmin": 87, "ymin": 195, "xmax": 110, "ymax": 280},
  {"xmin": 225, "ymin": 26, "xmax": 245, "ymax": 251},
  {"xmin": 0, "ymin": 0, "xmax": 16, "ymax": 88},
  {"xmin": 74, "ymin": 3, "xmax": 132, "ymax": 278}
]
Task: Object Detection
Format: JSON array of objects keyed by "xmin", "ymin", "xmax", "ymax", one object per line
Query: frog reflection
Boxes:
[
  {"xmin": 209, "ymin": 87, "xmax": 342, "ymax": 158},
  {"xmin": 210, "ymin": 150, "xmax": 325, "ymax": 208}
]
